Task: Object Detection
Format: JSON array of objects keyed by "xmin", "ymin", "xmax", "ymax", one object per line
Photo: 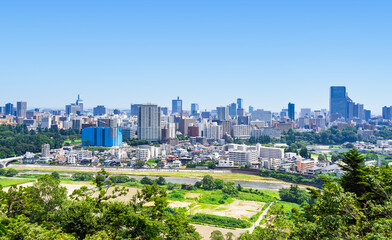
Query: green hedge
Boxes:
[{"xmin": 189, "ymin": 213, "xmax": 251, "ymax": 229}]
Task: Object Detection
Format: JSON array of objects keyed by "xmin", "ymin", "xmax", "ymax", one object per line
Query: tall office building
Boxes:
[
  {"xmin": 288, "ymin": 103, "xmax": 295, "ymax": 121},
  {"xmin": 76, "ymin": 94, "xmax": 84, "ymax": 113},
  {"xmin": 16, "ymin": 101, "xmax": 27, "ymax": 118},
  {"xmin": 248, "ymin": 106, "xmax": 254, "ymax": 114},
  {"xmin": 0, "ymin": 106, "xmax": 4, "ymax": 115},
  {"xmin": 237, "ymin": 98, "xmax": 243, "ymax": 109},
  {"xmin": 138, "ymin": 104, "xmax": 161, "ymax": 142},
  {"xmin": 330, "ymin": 86, "xmax": 348, "ymax": 120},
  {"xmin": 161, "ymin": 107, "xmax": 168, "ymax": 116},
  {"xmin": 364, "ymin": 109, "xmax": 371, "ymax": 122},
  {"xmin": 217, "ymin": 107, "xmax": 229, "ymax": 121},
  {"xmin": 191, "ymin": 103, "xmax": 199, "ymax": 116},
  {"xmin": 93, "ymin": 105, "xmax": 107, "ymax": 116},
  {"xmin": 82, "ymin": 127, "xmax": 123, "ymax": 147},
  {"xmin": 5, "ymin": 103, "xmax": 13, "ymax": 115},
  {"xmin": 172, "ymin": 96, "xmax": 182, "ymax": 114},
  {"xmin": 131, "ymin": 104, "xmax": 142, "ymax": 116},
  {"xmin": 228, "ymin": 103, "xmax": 237, "ymax": 118},
  {"xmin": 65, "ymin": 104, "xmax": 80, "ymax": 115},
  {"xmin": 382, "ymin": 106, "xmax": 392, "ymax": 120},
  {"xmin": 300, "ymin": 108, "xmax": 311, "ymax": 118}
]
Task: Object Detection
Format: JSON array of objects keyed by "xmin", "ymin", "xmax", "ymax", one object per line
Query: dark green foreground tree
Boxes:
[
  {"xmin": 240, "ymin": 148, "xmax": 392, "ymax": 239},
  {"xmin": 0, "ymin": 169, "xmax": 201, "ymax": 239}
]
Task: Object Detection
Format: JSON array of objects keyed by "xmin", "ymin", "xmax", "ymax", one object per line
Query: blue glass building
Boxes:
[{"xmin": 82, "ymin": 127, "xmax": 123, "ymax": 147}]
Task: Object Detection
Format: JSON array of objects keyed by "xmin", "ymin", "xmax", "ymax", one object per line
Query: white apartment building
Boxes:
[
  {"xmin": 136, "ymin": 148, "xmax": 150, "ymax": 161},
  {"xmin": 229, "ymin": 150, "xmax": 258, "ymax": 165},
  {"xmin": 259, "ymin": 146, "xmax": 284, "ymax": 159},
  {"xmin": 232, "ymin": 125, "xmax": 252, "ymax": 139}
]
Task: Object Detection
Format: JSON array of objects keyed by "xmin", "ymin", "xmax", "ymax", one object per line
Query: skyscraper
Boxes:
[
  {"xmin": 16, "ymin": 101, "xmax": 27, "ymax": 118},
  {"xmin": 172, "ymin": 96, "xmax": 182, "ymax": 114},
  {"xmin": 248, "ymin": 105, "xmax": 254, "ymax": 114},
  {"xmin": 5, "ymin": 103, "xmax": 13, "ymax": 115},
  {"xmin": 330, "ymin": 86, "xmax": 348, "ymax": 120},
  {"xmin": 216, "ymin": 107, "xmax": 229, "ymax": 121},
  {"xmin": 93, "ymin": 105, "xmax": 107, "ymax": 116},
  {"xmin": 237, "ymin": 98, "xmax": 243, "ymax": 109},
  {"xmin": 288, "ymin": 102, "xmax": 295, "ymax": 121},
  {"xmin": 191, "ymin": 103, "xmax": 199, "ymax": 116},
  {"xmin": 228, "ymin": 103, "xmax": 237, "ymax": 118},
  {"xmin": 138, "ymin": 104, "xmax": 161, "ymax": 142},
  {"xmin": 382, "ymin": 106, "xmax": 392, "ymax": 120},
  {"xmin": 76, "ymin": 94, "xmax": 84, "ymax": 113},
  {"xmin": 131, "ymin": 104, "xmax": 142, "ymax": 116}
]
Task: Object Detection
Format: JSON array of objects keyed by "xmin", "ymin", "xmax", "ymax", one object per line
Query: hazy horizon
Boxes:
[{"xmin": 1, "ymin": 1, "xmax": 391, "ymax": 114}]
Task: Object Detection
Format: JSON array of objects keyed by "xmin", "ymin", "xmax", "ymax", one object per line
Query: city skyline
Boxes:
[{"xmin": 1, "ymin": 1, "xmax": 392, "ymax": 113}]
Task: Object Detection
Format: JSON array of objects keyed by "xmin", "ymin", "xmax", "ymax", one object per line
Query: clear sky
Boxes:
[{"xmin": 1, "ymin": 1, "xmax": 391, "ymax": 114}]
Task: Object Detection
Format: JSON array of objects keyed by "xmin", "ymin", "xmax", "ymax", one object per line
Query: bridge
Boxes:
[{"xmin": 0, "ymin": 156, "xmax": 24, "ymax": 168}]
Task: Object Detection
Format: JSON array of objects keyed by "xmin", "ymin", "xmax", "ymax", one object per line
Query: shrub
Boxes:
[
  {"xmin": 189, "ymin": 213, "xmax": 251, "ymax": 229},
  {"xmin": 72, "ymin": 172, "xmax": 93, "ymax": 181},
  {"xmin": 5, "ymin": 168, "xmax": 18, "ymax": 177},
  {"xmin": 109, "ymin": 175, "xmax": 130, "ymax": 183}
]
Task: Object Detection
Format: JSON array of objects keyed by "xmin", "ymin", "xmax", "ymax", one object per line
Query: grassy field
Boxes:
[
  {"xmin": 63, "ymin": 139, "xmax": 82, "ymax": 145},
  {"xmin": 0, "ymin": 178, "xmax": 34, "ymax": 187}
]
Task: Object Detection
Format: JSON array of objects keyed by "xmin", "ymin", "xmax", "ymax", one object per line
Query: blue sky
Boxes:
[{"xmin": 1, "ymin": 1, "xmax": 391, "ymax": 114}]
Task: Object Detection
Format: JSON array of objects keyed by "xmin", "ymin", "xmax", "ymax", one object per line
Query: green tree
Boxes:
[
  {"xmin": 210, "ymin": 230, "xmax": 225, "ymax": 240},
  {"xmin": 222, "ymin": 181, "xmax": 238, "ymax": 196},
  {"xmin": 51, "ymin": 171, "xmax": 60, "ymax": 179},
  {"xmin": 5, "ymin": 168, "xmax": 18, "ymax": 177},
  {"xmin": 299, "ymin": 147, "xmax": 309, "ymax": 158},
  {"xmin": 202, "ymin": 175, "xmax": 215, "ymax": 190},
  {"xmin": 155, "ymin": 176, "xmax": 166, "ymax": 185},
  {"xmin": 338, "ymin": 148, "xmax": 369, "ymax": 198}
]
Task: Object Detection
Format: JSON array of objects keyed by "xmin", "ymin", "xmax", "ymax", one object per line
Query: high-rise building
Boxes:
[
  {"xmin": 300, "ymin": 108, "xmax": 311, "ymax": 118},
  {"xmin": 228, "ymin": 103, "xmax": 237, "ymax": 118},
  {"xmin": 65, "ymin": 104, "xmax": 80, "ymax": 115},
  {"xmin": 161, "ymin": 107, "xmax": 168, "ymax": 116},
  {"xmin": 330, "ymin": 86, "xmax": 348, "ymax": 120},
  {"xmin": 16, "ymin": 101, "xmax": 27, "ymax": 118},
  {"xmin": 5, "ymin": 103, "xmax": 13, "ymax": 115},
  {"xmin": 248, "ymin": 105, "xmax": 254, "ymax": 114},
  {"xmin": 172, "ymin": 96, "xmax": 182, "ymax": 114},
  {"xmin": 82, "ymin": 127, "xmax": 123, "ymax": 147},
  {"xmin": 131, "ymin": 104, "xmax": 142, "ymax": 116},
  {"xmin": 76, "ymin": 94, "xmax": 84, "ymax": 113},
  {"xmin": 237, "ymin": 98, "xmax": 243, "ymax": 109},
  {"xmin": 0, "ymin": 106, "xmax": 5, "ymax": 115},
  {"xmin": 93, "ymin": 105, "xmax": 107, "ymax": 116},
  {"xmin": 179, "ymin": 117, "xmax": 196, "ymax": 136},
  {"xmin": 251, "ymin": 110, "xmax": 272, "ymax": 122},
  {"xmin": 41, "ymin": 144, "xmax": 50, "ymax": 157},
  {"xmin": 382, "ymin": 106, "xmax": 392, "ymax": 120},
  {"xmin": 191, "ymin": 103, "xmax": 199, "ymax": 116},
  {"xmin": 288, "ymin": 103, "xmax": 295, "ymax": 121},
  {"xmin": 217, "ymin": 107, "xmax": 229, "ymax": 121},
  {"xmin": 138, "ymin": 104, "xmax": 161, "ymax": 142},
  {"xmin": 201, "ymin": 111, "xmax": 211, "ymax": 119},
  {"xmin": 237, "ymin": 108, "xmax": 245, "ymax": 117},
  {"xmin": 364, "ymin": 109, "xmax": 371, "ymax": 122}
]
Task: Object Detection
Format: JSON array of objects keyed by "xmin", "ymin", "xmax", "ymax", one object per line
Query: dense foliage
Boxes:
[
  {"xmin": 0, "ymin": 125, "xmax": 81, "ymax": 159},
  {"xmin": 0, "ymin": 169, "xmax": 201, "ymax": 239},
  {"xmin": 190, "ymin": 213, "xmax": 251, "ymax": 229},
  {"xmin": 278, "ymin": 185, "xmax": 312, "ymax": 205},
  {"xmin": 259, "ymin": 169, "xmax": 337, "ymax": 187},
  {"xmin": 241, "ymin": 148, "xmax": 392, "ymax": 239},
  {"xmin": 281, "ymin": 126, "xmax": 360, "ymax": 146}
]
